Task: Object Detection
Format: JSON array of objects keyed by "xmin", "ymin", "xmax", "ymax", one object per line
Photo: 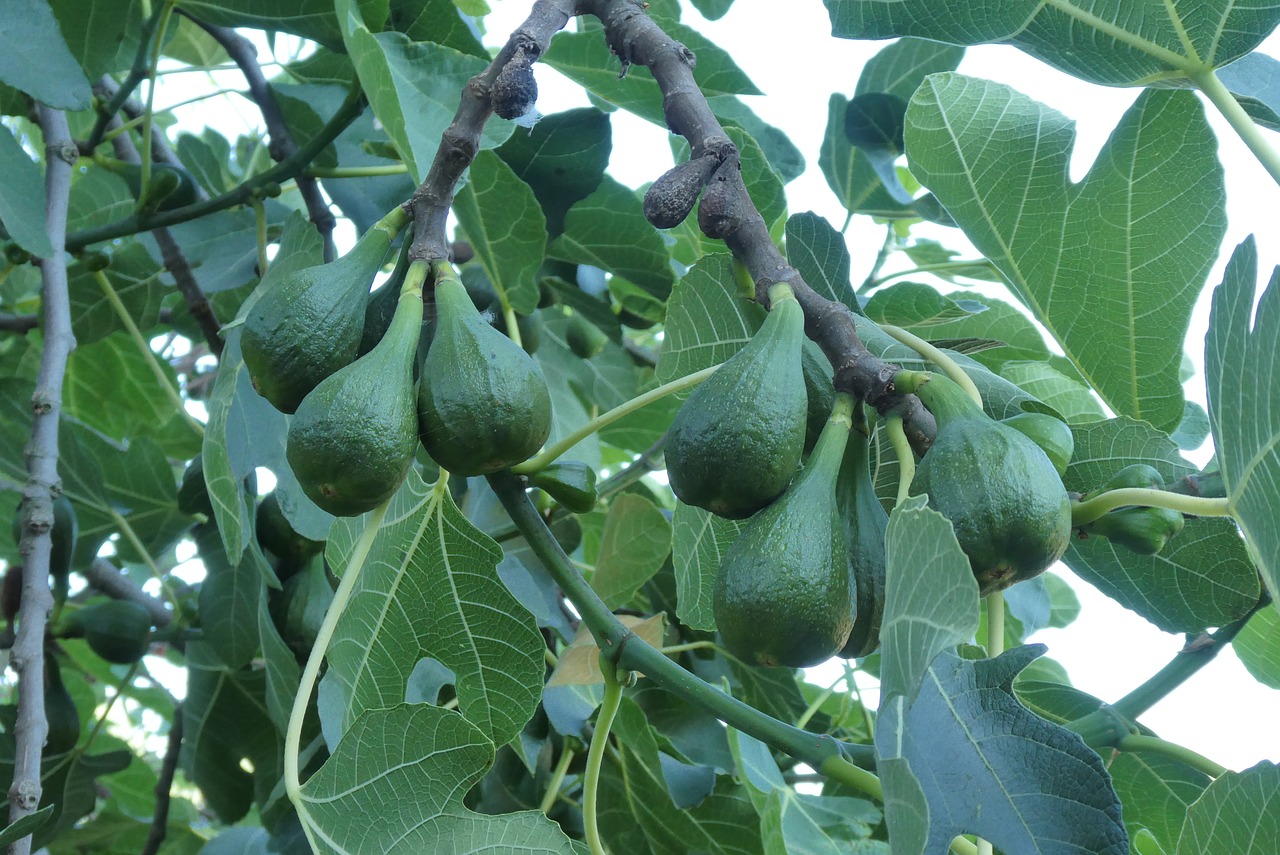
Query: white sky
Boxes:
[{"xmin": 150, "ymin": 3, "xmax": 1280, "ymax": 770}]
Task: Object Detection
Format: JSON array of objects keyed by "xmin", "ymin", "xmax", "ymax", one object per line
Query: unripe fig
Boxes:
[
  {"xmin": 565, "ymin": 315, "xmax": 608, "ymax": 359},
  {"xmin": 643, "ymin": 155, "xmax": 718, "ymax": 229}
]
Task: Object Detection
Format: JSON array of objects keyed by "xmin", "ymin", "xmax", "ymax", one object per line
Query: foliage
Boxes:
[{"xmin": 0, "ymin": 1, "xmax": 1278, "ymax": 854}]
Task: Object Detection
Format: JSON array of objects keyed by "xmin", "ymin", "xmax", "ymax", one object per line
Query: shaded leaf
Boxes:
[
  {"xmin": 672, "ymin": 501, "xmax": 745, "ymax": 632},
  {"xmin": 1218, "ymin": 52, "xmax": 1280, "ymax": 131},
  {"xmin": 1233, "ymin": 606, "xmax": 1280, "ymax": 689},
  {"xmin": 0, "ymin": 0, "xmax": 91, "ymax": 109},
  {"xmin": 656, "ymin": 253, "xmax": 763, "ymax": 384},
  {"xmin": 785, "ymin": 212, "xmax": 857, "ymax": 312},
  {"xmin": 1176, "ymin": 762, "xmax": 1280, "ymax": 854},
  {"xmin": 497, "ymin": 107, "xmax": 612, "ymax": 236},
  {"xmin": 0, "ymin": 125, "xmax": 51, "ymax": 257},
  {"xmin": 590, "ymin": 493, "xmax": 672, "ymax": 609}
]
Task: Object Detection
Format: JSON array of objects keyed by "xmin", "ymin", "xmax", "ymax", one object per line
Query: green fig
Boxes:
[
  {"xmin": 836, "ymin": 421, "xmax": 889, "ymax": 659},
  {"xmin": 713, "ymin": 395, "xmax": 856, "ymax": 667},
  {"xmin": 418, "ymin": 277, "xmax": 553, "ymax": 476},
  {"xmin": 802, "ymin": 343, "xmax": 836, "ymax": 454},
  {"xmin": 256, "ymin": 491, "xmax": 325, "ymax": 578},
  {"xmin": 565, "ymin": 315, "xmax": 608, "ymax": 359},
  {"xmin": 1000, "ymin": 412, "xmax": 1075, "ymax": 476},
  {"xmin": 61, "ymin": 599, "xmax": 154, "ymax": 664},
  {"xmin": 287, "ymin": 280, "xmax": 423, "ymax": 516},
  {"xmin": 528, "ymin": 462, "xmax": 599, "ymax": 514},
  {"xmin": 909, "ymin": 372, "xmax": 1072, "ymax": 596},
  {"xmin": 1082, "ymin": 465, "xmax": 1184, "ymax": 555},
  {"xmin": 666, "ymin": 290, "xmax": 807, "ymax": 519},
  {"xmin": 44, "ymin": 658, "xmax": 80, "ymax": 755},
  {"xmin": 241, "ymin": 222, "xmax": 395, "ymax": 413}
]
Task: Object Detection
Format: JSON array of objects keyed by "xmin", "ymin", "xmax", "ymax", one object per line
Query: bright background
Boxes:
[{"xmin": 147, "ymin": 1, "xmax": 1280, "ymax": 771}]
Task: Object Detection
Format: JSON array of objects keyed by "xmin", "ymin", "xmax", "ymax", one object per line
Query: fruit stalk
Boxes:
[{"xmin": 1070, "ymin": 488, "xmax": 1229, "ymax": 526}]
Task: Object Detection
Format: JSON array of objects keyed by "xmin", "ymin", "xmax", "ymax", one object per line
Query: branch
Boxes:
[
  {"xmin": 406, "ymin": 0, "xmax": 581, "ymax": 263},
  {"xmin": 582, "ymin": 0, "xmax": 935, "ymax": 445},
  {"xmin": 94, "ymin": 76, "xmax": 199, "ymax": 182},
  {"xmin": 189, "ymin": 16, "xmax": 338, "ymax": 261},
  {"xmin": 7, "ymin": 104, "xmax": 77, "ymax": 855},
  {"xmin": 140, "ymin": 702, "xmax": 183, "ymax": 855},
  {"xmin": 65, "ymin": 83, "xmax": 365, "ymax": 252},
  {"xmin": 488, "ymin": 472, "xmax": 876, "ymax": 775},
  {"xmin": 0, "ymin": 313, "xmax": 38, "ymax": 334},
  {"xmin": 83, "ymin": 7, "xmax": 166, "ymax": 153},
  {"xmin": 1111, "ymin": 597, "xmax": 1268, "ymax": 721},
  {"xmin": 83, "ymin": 559, "xmax": 173, "ymax": 628},
  {"xmin": 105, "ymin": 115, "xmax": 223, "ymax": 357}
]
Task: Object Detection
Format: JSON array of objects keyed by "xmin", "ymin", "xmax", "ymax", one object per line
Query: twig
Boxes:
[
  {"xmin": 7, "ymin": 104, "xmax": 77, "ymax": 855},
  {"xmin": 406, "ymin": 0, "xmax": 581, "ymax": 263},
  {"xmin": 581, "ymin": 0, "xmax": 935, "ymax": 446},
  {"xmin": 104, "ymin": 114, "xmax": 223, "ymax": 357},
  {"xmin": 0, "ymin": 314, "xmax": 39, "ymax": 334},
  {"xmin": 94, "ymin": 76, "xmax": 201, "ymax": 184},
  {"xmin": 140, "ymin": 703, "xmax": 183, "ymax": 855},
  {"xmin": 65, "ymin": 83, "xmax": 364, "ymax": 251},
  {"xmin": 189, "ymin": 17, "xmax": 338, "ymax": 260},
  {"xmin": 83, "ymin": 559, "xmax": 173, "ymax": 628},
  {"xmin": 83, "ymin": 8, "xmax": 166, "ymax": 152}
]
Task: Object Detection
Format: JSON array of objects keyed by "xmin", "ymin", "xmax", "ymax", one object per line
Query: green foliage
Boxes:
[{"xmin": 2, "ymin": 2, "xmax": 1278, "ymax": 853}]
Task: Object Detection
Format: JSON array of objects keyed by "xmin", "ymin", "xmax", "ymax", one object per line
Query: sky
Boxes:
[{"xmin": 147, "ymin": 2, "xmax": 1280, "ymax": 770}]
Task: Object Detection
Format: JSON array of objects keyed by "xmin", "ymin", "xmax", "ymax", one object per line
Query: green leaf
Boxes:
[
  {"xmin": 322, "ymin": 471, "xmax": 544, "ymax": 747},
  {"xmin": 299, "ymin": 704, "xmax": 585, "ymax": 854},
  {"xmin": 906, "ymin": 77, "xmax": 1225, "ymax": 431},
  {"xmin": 903, "ymin": 291, "xmax": 1050, "ymax": 369},
  {"xmin": 179, "ymin": 0, "xmax": 345, "ymax": 50},
  {"xmin": 1218, "ymin": 52, "xmax": 1280, "ymax": 131},
  {"xmin": 1061, "ymin": 417, "xmax": 1260, "ymax": 632},
  {"xmin": 999, "ymin": 360, "xmax": 1106, "ymax": 424},
  {"xmin": 181, "ymin": 643, "xmax": 278, "ymax": 823},
  {"xmin": 876, "ymin": 647, "xmax": 1128, "ymax": 854},
  {"xmin": 820, "ymin": 94, "xmax": 908, "ymax": 218},
  {"xmin": 656, "ymin": 253, "xmax": 763, "ymax": 384},
  {"xmin": 1206, "ymin": 237, "xmax": 1280, "ymax": 612},
  {"xmin": 672, "ymin": 501, "xmax": 745, "ymax": 632},
  {"xmin": 389, "ymin": 0, "xmax": 487, "ymax": 57},
  {"xmin": 338, "ymin": 6, "xmax": 511, "ymax": 181},
  {"xmin": 453, "ymin": 151, "xmax": 547, "ymax": 315},
  {"xmin": 549, "ymin": 176, "xmax": 675, "ymax": 300},
  {"xmin": 784, "ymin": 212, "xmax": 857, "ymax": 312},
  {"xmin": 590, "ymin": 493, "xmax": 672, "ymax": 609},
  {"xmin": 598, "ymin": 698, "xmax": 764, "ymax": 855},
  {"xmin": 880, "ymin": 495, "xmax": 979, "ymax": 701},
  {"xmin": 270, "ymin": 83, "xmax": 343, "ymax": 169},
  {"xmin": 161, "ymin": 14, "xmax": 229, "ymax": 66},
  {"xmin": 67, "ymin": 167, "xmax": 134, "ymax": 235},
  {"xmin": 497, "ymin": 107, "xmax": 612, "ymax": 236},
  {"xmin": 0, "ymin": 125, "xmax": 51, "ymax": 257},
  {"xmin": 196, "ymin": 523, "xmax": 268, "ymax": 671},
  {"xmin": 0, "ymin": 0, "xmax": 91, "ymax": 109},
  {"xmin": 49, "ymin": 0, "xmax": 143, "ymax": 79},
  {"xmin": 728, "ymin": 729, "xmax": 885, "ymax": 853},
  {"xmin": 1111, "ymin": 751, "xmax": 1211, "ymax": 854},
  {"xmin": 1170, "ymin": 401, "xmax": 1212, "ymax": 450},
  {"xmin": 865, "ymin": 282, "xmax": 986, "ymax": 328},
  {"xmin": 1176, "ymin": 762, "xmax": 1280, "ymax": 854},
  {"xmin": 257, "ymin": 573, "xmax": 301, "ymax": 732},
  {"xmin": 0, "ymin": 806, "xmax": 54, "ymax": 847},
  {"xmin": 0, "ymin": 737, "xmax": 131, "ymax": 849},
  {"xmin": 67, "ymin": 244, "xmax": 165, "ymax": 346},
  {"xmin": 826, "ymin": 0, "xmax": 1280, "ymax": 86},
  {"xmin": 1233, "ymin": 606, "xmax": 1280, "ymax": 689}
]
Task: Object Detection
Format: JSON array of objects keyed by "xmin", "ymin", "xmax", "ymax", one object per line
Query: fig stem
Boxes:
[
  {"xmin": 1116, "ymin": 734, "xmax": 1228, "ymax": 779},
  {"xmin": 510, "ymin": 363, "xmax": 721, "ymax": 474},
  {"xmin": 583, "ymin": 660, "xmax": 622, "ymax": 855},
  {"xmin": 885, "ymin": 413, "xmax": 915, "ymax": 507},
  {"xmin": 1070, "ymin": 488, "xmax": 1230, "ymax": 526},
  {"xmin": 880, "ymin": 324, "xmax": 982, "ymax": 409}
]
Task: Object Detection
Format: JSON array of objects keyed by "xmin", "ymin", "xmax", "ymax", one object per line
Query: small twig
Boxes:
[
  {"xmin": 406, "ymin": 0, "xmax": 581, "ymax": 263},
  {"xmin": 857, "ymin": 223, "xmax": 897, "ymax": 293},
  {"xmin": 0, "ymin": 313, "xmax": 39, "ymax": 334},
  {"xmin": 84, "ymin": 8, "xmax": 167, "ymax": 152},
  {"xmin": 140, "ymin": 703, "xmax": 183, "ymax": 855},
  {"xmin": 94, "ymin": 76, "xmax": 201, "ymax": 183},
  {"xmin": 189, "ymin": 16, "xmax": 338, "ymax": 260},
  {"xmin": 83, "ymin": 559, "xmax": 173, "ymax": 628},
  {"xmin": 8, "ymin": 104, "xmax": 77, "ymax": 855}
]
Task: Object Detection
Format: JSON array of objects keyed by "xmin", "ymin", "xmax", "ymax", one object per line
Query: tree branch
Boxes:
[
  {"xmin": 7, "ymin": 104, "xmax": 77, "ymax": 855},
  {"xmin": 406, "ymin": 0, "xmax": 582, "ymax": 264},
  {"xmin": 582, "ymin": 0, "xmax": 935, "ymax": 443},
  {"xmin": 94, "ymin": 76, "xmax": 203, "ymax": 189},
  {"xmin": 65, "ymin": 83, "xmax": 365, "ymax": 252},
  {"xmin": 83, "ymin": 7, "xmax": 166, "ymax": 153},
  {"xmin": 105, "ymin": 115, "xmax": 223, "ymax": 357},
  {"xmin": 140, "ymin": 702, "xmax": 182, "ymax": 855},
  {"xmin": 0, "ymin": 314, "xmax": 38, "ymax": 334},
  {"xmin": 83, "ymin": 559, "xmax": 173, "ymax": 629},
  {"xmin": 188, "ymin": 17, "xmax": 338, "ymax": 261}
]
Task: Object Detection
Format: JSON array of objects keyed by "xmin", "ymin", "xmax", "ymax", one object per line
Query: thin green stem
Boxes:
[
  {"xmin": 306, "ymin": 164, "xmax": 410, "ymax": 178},
  {"xmin": 869, "ymin": 259, "xmax": 995, "ymax": 290},
  {"xmin": 1071, "ymin": 488, "xmax": 1230, "ymax": 526},
  {"xmin": 1192, "ymin": 69, "xmax": 1280, "ymax": 189},
  {"xmin": 847, "ymin": 670, "xmax": 876, "ymax": 742},
  {"xmin": 885, "ymin": 414, "xmax": 914, "ymax": 506},
  {"xmin": 286, "ymin": 497, "xmax": 392, "ymax": 851},
  {"xmin": 487, "ymin": 472, "xmax": 876, "ymax": 775},
  {"xmin": 539, "ymin": 746, "xmax": 576, "ymax": 814},
  {"xmin": 138, "ymin": 0, "xmax": 178, "ymax": 209},
  {"xmin": 986, "ymin": 592, "xmax": 1005, "ymax": 657},
  {"xmin": 92, "ymin": 270, "xmax": 203, "ymax": 437},
  {"xmin": 67, "ymin": 83, "xmax": 365, "ymax": 251},
  {"xmin": 78, "ymin": 660, "xmax": 142, "ymax": 755},
  {"xmin": 502, "ymin": 303, "xmax": 523, "ymax": 350},
  {"xmin": 252, "ymin": 198, "xmax": 269, "ymax": 277},
  {"xmin": 511, "ymin": 365, "xmax": 721, "ymax": 474},
  {"xmin": 1117, "ymin": 734, "xmax": 1227, "ymax": 778},
  {"xmin": 880, "ymin": 325, "xmax": 982, "ymax": 408},
  {"xmin": 1112, "ymin": 602, "xmax": 1265, "ymax": 720},
  {"xmin": 796, "ymin": 672, "xmax": 848, "ymax": 730},
  {"xmin": 584, "ymin": 664, "xmax": 622, "ymax": 855},
  {"xmin": 658, "ymin": 641, "xmax": 719, "ymax": 656}
]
